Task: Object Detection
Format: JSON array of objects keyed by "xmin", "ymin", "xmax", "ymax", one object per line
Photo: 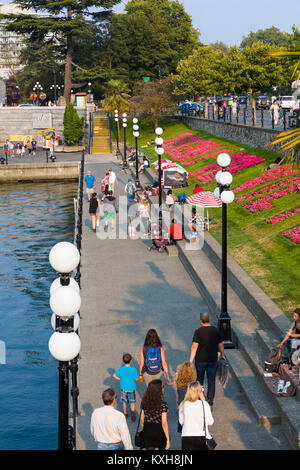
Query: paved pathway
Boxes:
[{"xmin": 76, "ymin": 153, "xmax": 291, "ymax": 451}]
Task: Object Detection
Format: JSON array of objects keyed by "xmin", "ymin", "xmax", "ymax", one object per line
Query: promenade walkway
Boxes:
[{"xmin": 76, "ymin": 153, "xmax": 290, "ymax": 450}]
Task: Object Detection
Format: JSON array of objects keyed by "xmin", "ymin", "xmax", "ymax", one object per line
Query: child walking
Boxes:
[{"xmin": 113, "ymin": 353, "xmax": 142, "ymax": 422}]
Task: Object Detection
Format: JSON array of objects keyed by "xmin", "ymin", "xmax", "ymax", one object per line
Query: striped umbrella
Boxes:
[{"xmin": 186, "ymin": 191, "xmax": 222, "ymax": 208}]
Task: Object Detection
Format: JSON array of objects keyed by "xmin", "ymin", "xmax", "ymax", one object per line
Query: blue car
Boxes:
[{"xmin": 179, "ymin": 102, "xmax": 204, "ymax": 114}]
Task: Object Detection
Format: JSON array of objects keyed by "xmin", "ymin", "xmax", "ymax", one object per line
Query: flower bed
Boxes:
[
  {"xmin": 282, "ymin": 226, "xmax": 300, "ymax": 244},
  {"xmin": 189, "ymin": 153, "xmax": 265, "ymax": 184},
  {"xmin": 242, "ymin": 182, "xmax": 299, "ymax": 214},
  {"xmin": 163, "ymin": 132, "xmax": 234, "ymax": 166},
  {"xmin": 265, "ymin": 207, "xmax": 300, "ymax": 224},
  {"xmin": 235, "ymin": 176, "xmax": 300, "ymax": 204},
  {"xmin": 233, "ymin": 167, "xmax": 300, "ymax": 194}
]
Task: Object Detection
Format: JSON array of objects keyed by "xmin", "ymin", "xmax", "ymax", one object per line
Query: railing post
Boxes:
[
  {"xmin": 261, "ymin": 109, "xmax": 264, "ymax": 128},
  {"xmin": 283, "ymin": 109, "xmax": 286, "ymax": 131},
  {"xmin": 252, "ymin": 108, "xmax": 255, "ymax": 126},
  {"xmin": 271, "ymin": 108, "xmax": 275, "ymax": 129}
]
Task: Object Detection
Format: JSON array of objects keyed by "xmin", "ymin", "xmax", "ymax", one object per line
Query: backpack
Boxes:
[
  {"xmin": 264, "ymin": 347, "xmax": 282, "ymax": 373},
  {"xmin": 127, "ymin": 183, "xmax": 134, "ymax": 195},
  {"xmin": 177, "ymin": 193, "xmax": 186, "ymax": 204},
  {"xmin": 145, "ymin": 347, "xmax": 161, "ymax": 375}
]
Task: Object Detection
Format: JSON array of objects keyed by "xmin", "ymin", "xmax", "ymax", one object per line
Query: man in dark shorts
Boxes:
[{"xmin": 189, "ymin": 312, "xmax": 226, "ymax": 410}]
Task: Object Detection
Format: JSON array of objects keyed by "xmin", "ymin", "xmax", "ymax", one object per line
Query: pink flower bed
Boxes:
[
  {"xmin": 189, "ymin": 153, "xmax": 265, "ymax": 184},
  {"xmin": 282, "ymin": 226, "xmax": 300, "ymax": 244},
  {"xmin": 242, "ymin": 183, "xmax": 299, "ymax": 213},
  {"xmin": 235, "ymin": 176, "xmax": 300, "ymax": 204},
  {"xmin": 233, "ymin": 167, "xmax": 300, "ymax": 193},
  {"xmin": 266, "ymin": 207, "xmax": 300, "ymax": 224},
  {"xmin": 162, "ymin": 132, "xmax": 234, "ymax": 166}
]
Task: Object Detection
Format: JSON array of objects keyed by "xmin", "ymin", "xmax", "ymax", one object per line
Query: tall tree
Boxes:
[
  {"xmin": 0, "ymin": 0, "xmax": 120, "ymax": 103},
  {"xmin": 240, "ymin": 26, "xmax": 292, "ymax": 49}
]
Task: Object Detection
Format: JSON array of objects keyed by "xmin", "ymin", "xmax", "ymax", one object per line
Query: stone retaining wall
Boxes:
[
  {"xmin": 0, "ymin": 162, "xmax": 80, "ymax": 182},
  {"xmin": 181, "ymin": 116, "xmax": 283, "ymax": 152}
]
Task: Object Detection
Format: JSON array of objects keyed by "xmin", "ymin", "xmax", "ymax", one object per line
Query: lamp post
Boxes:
[
  {"xmin": 87, "ymin": 82, "xmax": 92, "ymax": 103},
  {"xmin": 122, "ymin": 113, "xmax": 128, "ymax": 169},
  {"xmin": 155, "ymin": 127, "xmax": 164, "ymax": 238},
  {"xmin": 48, "ymin": 241, "xmax": 81, "ymax": 450},
  {"xmin": 33, "ymin": 82, "xmax": 43, "ymax": 105},
  {"xmin": 133, "ymin": 117, "xmax": 140, "ymax": 188},
  {"xmin": 50, "ymin": 84, "xmax": 61, "ymax": 105},
  {"xmin": 114, "ymin": 110, "xmax": 120, "ymax": 156},
  {"xmin": 214, "ymin": 153, "xmax": 235, "ymax": 349}
]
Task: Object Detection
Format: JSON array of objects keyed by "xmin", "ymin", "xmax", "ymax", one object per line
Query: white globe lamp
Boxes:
[
  {"xmin": 49, "ymin": 332, "xmax": 81, "ymax": 361},
  {"xmin": 49, "ymin": 242, "xmax": 80, "ymax": 274},
  {"xmin": 50, "ymin": 286, "xmax": 81, "ymax": 318},
  {"xmin": 155, "ymin": 127, "xmax": 163, "ymax": 136},
  {"xmin": 50, "ymin": 277, "xmax": 80, "ymax": 296},
  {"xmin": 221, "ymin": 190, "xmax": 235, "ymax": 204},
  {"xmin": 155, "ymin": 137, "xmax": 163, "ymax": 146},
  {"xmin": 217, "ymin": 153, "xmax": 231, "ymax": 168},
  {"xmin": 156, "ymin": 147, "xmax": 164, "ymax": 155},
  {"xmin": 219, "ymin": 171, "xmax": 233, "ymax": 186}
]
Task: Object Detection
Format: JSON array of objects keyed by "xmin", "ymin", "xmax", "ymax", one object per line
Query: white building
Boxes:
[{"xmin": 0, "ymin": 3, "xmax": 32, "ymax": 79}]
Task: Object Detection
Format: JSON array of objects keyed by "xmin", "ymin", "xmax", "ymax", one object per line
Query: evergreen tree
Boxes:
[
  {"xmin": 63, "ymin": 103, "xmax": 84, "ymax": 145},
  {"xmin": 0, "ymin": 0, "xmax": 120, "ymax": 103}
]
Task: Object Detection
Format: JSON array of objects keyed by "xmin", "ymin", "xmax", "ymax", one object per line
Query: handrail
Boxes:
[{"xmin": 107, "ymin": 113, "xmax": 113, "ymax": 153}]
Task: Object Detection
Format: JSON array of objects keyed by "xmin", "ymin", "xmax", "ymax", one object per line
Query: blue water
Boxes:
[{"xmin": 0, "ymin": 182, "xmax": 76, "ymax": 450}]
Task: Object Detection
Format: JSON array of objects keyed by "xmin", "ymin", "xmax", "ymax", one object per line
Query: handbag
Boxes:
[
  {"xmin": 201, "ymin": 400, "xmax": 217, "ymax": 450},
  {"xmin": 134, "ymin": 410, "xmax": 143, "ymax": 447}
]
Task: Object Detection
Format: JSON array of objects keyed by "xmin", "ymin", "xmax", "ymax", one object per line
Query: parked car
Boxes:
[
  {"xmin": 18, "ymin": 103, "xmax": 35, "ymax": 107},
  {"xmin": 256, "ymin": 96, "xmax": 271, "ymax": 109},
  {"xmin": 178, "ymin": 102, "xmax": 204, "ymax": 114},
  {"xmin": 278, "ymin": 96, "xmax": 294, "ymax": 109},
  {"xmin": 238, "ymin": 95, "xmax": 247, "ymax": 105}
]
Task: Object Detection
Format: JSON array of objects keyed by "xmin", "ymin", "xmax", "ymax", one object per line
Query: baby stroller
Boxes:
[{"xmin": 148, "ymin": 222, "xmax": 166, "ymax": 252}]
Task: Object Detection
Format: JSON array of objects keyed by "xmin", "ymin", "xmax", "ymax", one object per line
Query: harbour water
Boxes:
[{"xmin": 0, "ymin": 181, "xmax": 76, "ymax": 450}]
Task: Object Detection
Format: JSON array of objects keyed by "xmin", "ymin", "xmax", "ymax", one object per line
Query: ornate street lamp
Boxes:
[
  {"xmin": 214, "ymin": 153, "xmax": 235, "ymax": 349},
  {"xmin": 48, "ymin": 241, "xmax": 81, "ymax": 450},
  {"xmin": 114, "ymin": 110, "xmax": 120, "ymax": 156},
  {"xmin": 133, "ymin": 117, "xmax": 140, "ymax": 188},
  {"xmin": 122, "ymin": 113, "xmax": 128, "ymax": 169},
  {"xmin": 155, "ymin": 127, "xmax": 164, "ymax": 238}
]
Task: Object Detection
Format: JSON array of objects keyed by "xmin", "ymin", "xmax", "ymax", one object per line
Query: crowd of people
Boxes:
[
  {"xmin": 2, "ymin": 137, "xmax": 37, "ymax": 158},
  {"xmin": 90, "ymin": 314, "xmax": 226, "ymax": 451}
]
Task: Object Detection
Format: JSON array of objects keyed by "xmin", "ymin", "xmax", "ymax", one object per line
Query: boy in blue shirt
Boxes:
[{"xmin": 113, "ymin": 353, "xmax": 142, "ymax": 421}]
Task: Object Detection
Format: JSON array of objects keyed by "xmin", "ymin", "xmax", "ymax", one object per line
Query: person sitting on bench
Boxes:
[{"xmin": 167, "ymin": 219, "xmax": 183, "ymax": 245}]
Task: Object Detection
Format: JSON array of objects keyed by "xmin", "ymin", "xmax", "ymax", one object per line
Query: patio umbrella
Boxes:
[
  {"xmin": 186, "ymin": 191, "xmax": 222, "ymax": 231},
  {"xmin": 186, "ymin": 191, "xmax": 222, "ymax": 208}
]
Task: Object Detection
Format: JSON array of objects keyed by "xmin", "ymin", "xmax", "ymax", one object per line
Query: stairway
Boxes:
[{"xmin": 91, "ymin": 116, "xmax": 111, "ymax": 154}]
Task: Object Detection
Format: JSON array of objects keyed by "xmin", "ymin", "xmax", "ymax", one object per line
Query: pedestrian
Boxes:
[
  {"xmin": 139, "ymin": 329, "xmax": 170, "ymax": 387},
  {"xmin": 27, "ymin": 139, "xmax": 32, "ymax": 156},
  {"xmin": 108, "ymin": 167, "xmax": 118, "ymax": 194},
  {"xmin": 125, "ymin": 178, "xmax": 136, "ymax": 202},
  {"xmin": 189, "ymin": 312, "xmax": 226, "ymax": 411},
  {"xmin": 270, "ymin": 101, "xmax": 279, "ymax": 125},
  {"xmin": 48, "ymin": 136, "xmax": 55, "ymax": 157},
  {"xmin": 128, "ymin": 196, "xmax": 139, "ymax": 238},
  {"xmin": 279, "ymin": 105, "xmax": 284, "ymax": 126},
  {"xmin": 16, "ymin": 141, "xmax": 22, "ymax": 157},
  {"xmin": 165, "ymin": 189, "xmax": 177, "ymax": 210},
  {"xmin": 139, "ymin": 379, "xmax": 170, "ymax": 450},
  {"xmin": 277, "ymin": 307, "xmax": 300, "ymax": 357},
  {"xmin": 138, "ymin": 197, "xmax": 151, "ymax": 236},
  {"xmin": 179, "ymin": 381, "xmax": 214, "ymax": 450},
  {"xmin": 167, "ymin": 219, "xmax": 183, "ymax": 245},
  {"xmin": 89, "ymin": 192, "xmax": 100, "ymax": 232},
  {"xmin": 100, "ymin": 173, "xmax": 110, "ymax": 198},
  {"xmin": 84, "ymin": 170, "xmax": 96, "ymax": 201},
  {"xmin": 102, "ymin": 190, "xmax": 118, "ymax": 232},
  {"xmin": 21, "ymin": 141, "xmax": 25, "ymax": 157},
  {"xmin": 113, "ymin": 353, "xmax": 142, "ymax": 422},
  {"xmin": 168, "ymin": 362, "xmax": 196, "ymax": 433},
  {"xmin": 231, "ymin": 99, "xmax": 237, "ymax": 118},
  {"xmin": 9, "ymin": 140, "xmax": 14, "ymax": 158},
  {"xmin": 90, "ymin": 388, "xmax": 133, "ymax": 450},
  {"xmin": 31, "ymin": 138, "xmax": 37, "ymax": 156},
  {"xmin": 193, "ymin": 184, "xmax": 204, "ymax": 194},
  {"xmin": 3, "ymin": 140, "xmax": 9, "ymax": 159},
  {"xmin": 188, "ymin": 207, "xmax": 205, "ymax": 234}
]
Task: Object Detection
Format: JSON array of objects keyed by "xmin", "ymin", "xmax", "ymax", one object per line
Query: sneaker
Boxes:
[{"xmin": 131, "ymin": 411, "xmax": 136, "ymax": 422}]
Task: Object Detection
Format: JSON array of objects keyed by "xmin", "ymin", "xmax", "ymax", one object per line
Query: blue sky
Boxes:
[{"xmin": 115, "ymin": 0, "xmax": 299, "ymax": 46}]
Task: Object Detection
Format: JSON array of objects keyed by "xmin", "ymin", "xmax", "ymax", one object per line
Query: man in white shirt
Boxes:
[{"xmin": 90, "ymin": 388, "xmax": 133, "ymax": 450}]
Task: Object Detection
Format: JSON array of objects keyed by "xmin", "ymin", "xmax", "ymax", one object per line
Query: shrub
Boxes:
[{"xmin": 63, "ymin": 103, "xmax": 84, "ymax": 145}]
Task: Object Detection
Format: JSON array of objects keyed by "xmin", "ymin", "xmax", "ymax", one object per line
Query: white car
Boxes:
[{"xmin": 279, "ymin": 96, "xmax": 294, "ymax": 109}]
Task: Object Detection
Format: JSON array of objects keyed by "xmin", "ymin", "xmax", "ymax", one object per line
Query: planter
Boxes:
[{"xmin": 55, "ymin": 145, "xmax": 85, "ymax": 153}]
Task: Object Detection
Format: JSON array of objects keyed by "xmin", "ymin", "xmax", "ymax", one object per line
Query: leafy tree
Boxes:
[
  {"xmin": 0, "ymin": 0, "xmax": 120, "ymax": 103},
  {"xmin": 104, "ymin": 79, "xmax": 130, "ymax": 139},
  {"xmin": 240, "ymin": 26, "xmax": 292, "ymax": 49},
  {"xmin": 100, "ymin": 0, "xmax": 199, "ymax": 87},
  {"xmin": 173, "ymin": 45, "xmax": 225, "ymax": 116},
  {"xmin": 63, "ymin": 103, "xmax": 84, "ymax": 145},
  {"xmin": 130, "ymin": 77, "xmax": 174, "ymax": 128}
]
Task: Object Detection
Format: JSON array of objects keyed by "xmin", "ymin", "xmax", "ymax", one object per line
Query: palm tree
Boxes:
[{"xmin": 104, "ymin": 79, "xmax": 130, "ymax": 142}]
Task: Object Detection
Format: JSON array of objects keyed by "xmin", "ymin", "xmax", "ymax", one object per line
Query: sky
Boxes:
[{"xmin": 115, "ymin": 0, "xmax": 300, "ymax": 46}]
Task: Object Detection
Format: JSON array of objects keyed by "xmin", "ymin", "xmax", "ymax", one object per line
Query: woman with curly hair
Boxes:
[
  {"xmin": 139, "ymin": 329, "xmax": 170, "ymax": 387},
  {"xmin": 140, "ymin": 379, "xmax": 170, "ymax": 450},
  {"xmin": 179, "ymin": 381, "xmax": 214, "ymax": 450},
  {"xmin": 169, "ymin": 362, "xmax": 196, "ymax": 433}
]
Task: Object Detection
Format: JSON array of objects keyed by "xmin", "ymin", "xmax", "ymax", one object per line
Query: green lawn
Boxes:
[{"xmin": 111, "ymin": 117, "xmax": 300, "ymax": 317}]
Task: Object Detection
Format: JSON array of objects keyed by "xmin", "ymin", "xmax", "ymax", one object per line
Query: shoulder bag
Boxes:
[{"xmin": 201, "ymin": 400, "xmax": 217, "ymax": 450}]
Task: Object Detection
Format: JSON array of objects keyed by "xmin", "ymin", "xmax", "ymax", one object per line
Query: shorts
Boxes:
[
  {"xmin": 121, "ymin": 390, "xmax": 136, "ymax": 404},
  {"xmin": 105, "ymin": 212, "xmax": 116, "ymax": 219}
]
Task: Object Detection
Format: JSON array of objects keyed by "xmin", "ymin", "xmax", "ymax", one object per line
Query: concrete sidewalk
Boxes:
[{"xmin": 76, "ymin": 153, "xmax": 291, "ymax": 450}]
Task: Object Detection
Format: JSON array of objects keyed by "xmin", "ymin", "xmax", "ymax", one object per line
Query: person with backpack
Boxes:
[
  {"xmin": 125, "ymin": 178, "xmax": 136, "ymax": 202},
  {"xmin": 139, "ymin": 329, "xmax": 170, "ymax": 387}
]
